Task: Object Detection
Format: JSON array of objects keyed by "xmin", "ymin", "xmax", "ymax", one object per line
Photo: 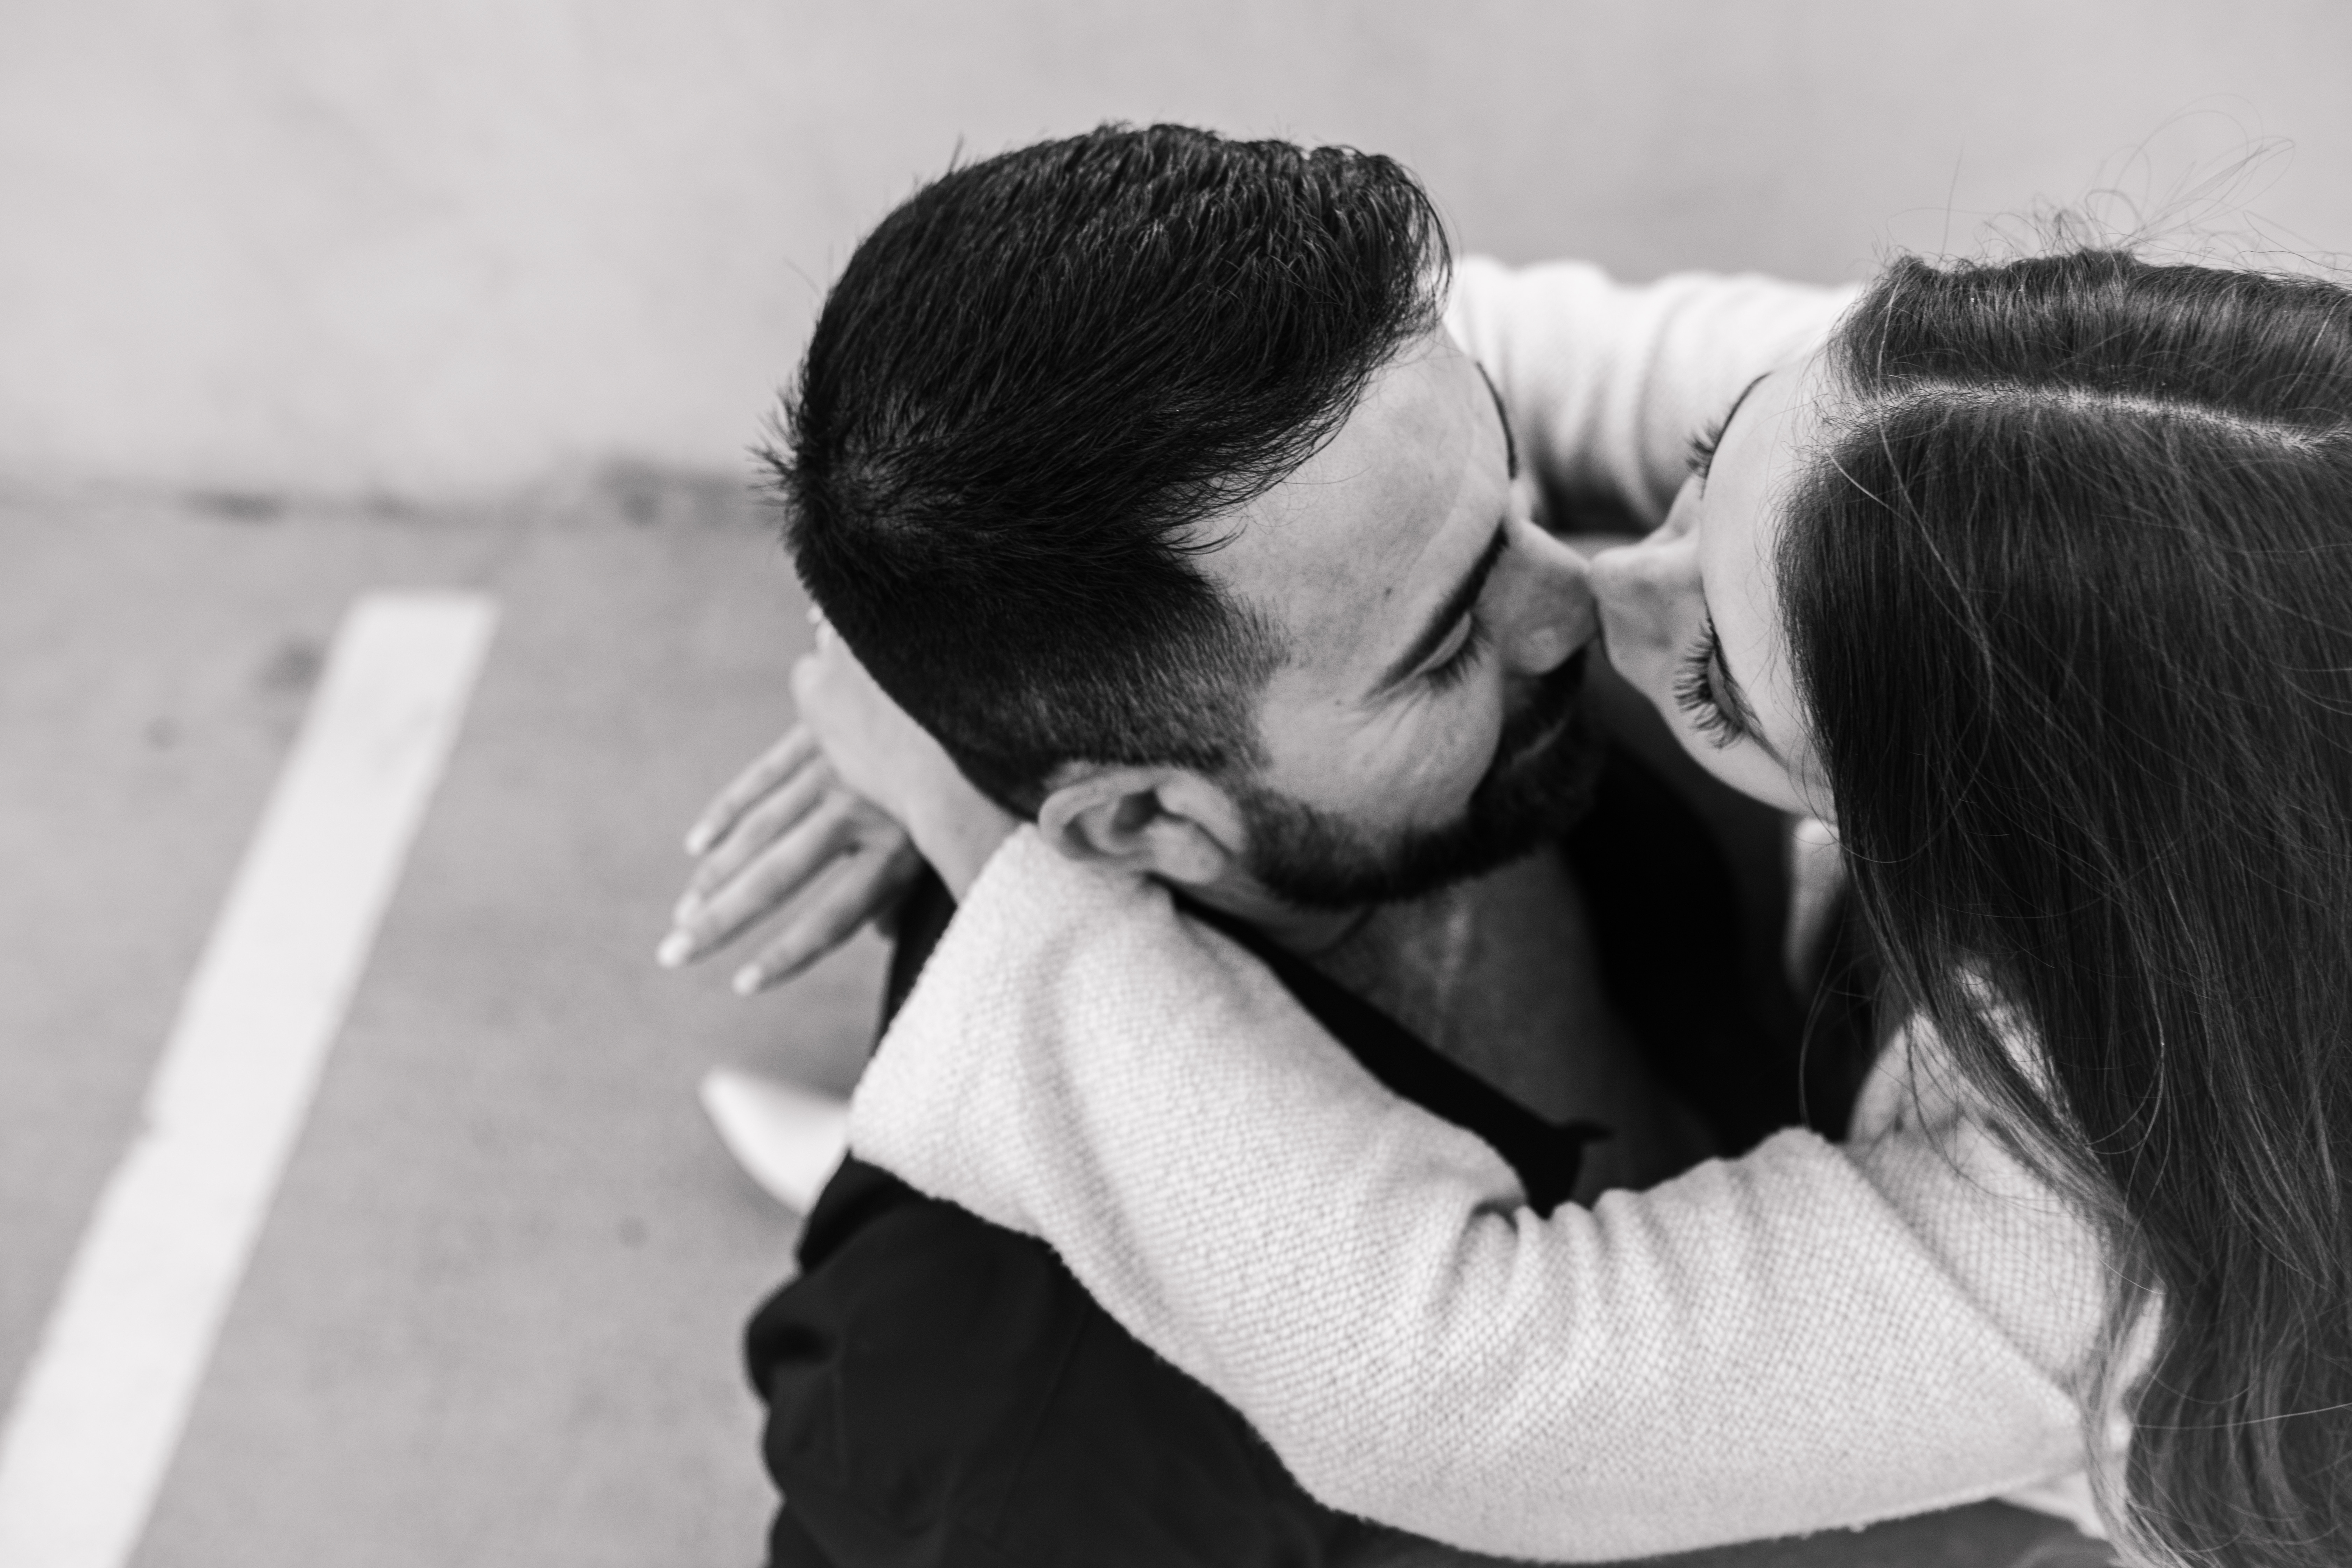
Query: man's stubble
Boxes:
[{"xmin": 1230, "ymin": 650, "xmax": 1603, "ymax": 912}]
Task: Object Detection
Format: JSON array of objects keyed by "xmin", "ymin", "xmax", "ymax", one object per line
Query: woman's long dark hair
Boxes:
[{"xmin": 1781, "ymin": 250, "xmax": 2352, "ymax": 1566}]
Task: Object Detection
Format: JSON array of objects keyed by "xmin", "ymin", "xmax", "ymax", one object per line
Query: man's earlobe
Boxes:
[{"xmin": 1035, "ymin": 768, "xmax": 1241, "ymax": 888}]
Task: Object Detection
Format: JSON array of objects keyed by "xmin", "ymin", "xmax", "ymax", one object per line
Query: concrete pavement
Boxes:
[{"xmin": 0, "ymin": 475, "xmax": 879, "ymax": 1566}]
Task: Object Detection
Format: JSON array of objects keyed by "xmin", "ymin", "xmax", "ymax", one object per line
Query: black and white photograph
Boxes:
[{"xmin": 2, "ymin": 4, "xmax": 2350, "ymax": 1565}]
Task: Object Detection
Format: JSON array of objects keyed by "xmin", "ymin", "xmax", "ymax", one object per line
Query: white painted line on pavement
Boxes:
[{"xmin": 0, "ymin": 592, "xmax": 499, "ymax": 1568}]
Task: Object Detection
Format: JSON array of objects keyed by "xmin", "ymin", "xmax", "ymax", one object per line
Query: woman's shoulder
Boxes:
[
  {"xmin": 1841, "ymin": 1006, "xmax": 2108, "ymax": 1393},
  {"xmin": 1848, "ymin": 988, "xmax": 2048, "ymax": 1140}
]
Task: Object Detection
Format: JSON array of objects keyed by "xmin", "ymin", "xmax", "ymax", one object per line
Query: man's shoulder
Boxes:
[{"xmin": 749, "ymin": 1155, "xmax": 1354, "ymax": 1568}]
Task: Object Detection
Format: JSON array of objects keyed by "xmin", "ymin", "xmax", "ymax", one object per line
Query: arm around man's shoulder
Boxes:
[
  {"xmin": 1445, "ymin": 256, "xmax": 1858, "ymax": 527},
  {"xmin": 849, "ymin": 828, "xmax": 2092, "ymax": 1560}
]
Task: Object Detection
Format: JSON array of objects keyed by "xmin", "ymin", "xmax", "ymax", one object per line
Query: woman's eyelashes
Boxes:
[
  {"xmin": 1423, "ymin": 615, "xmax": 1492, "ymax": 691},
  {"xmin": 1672, "ymin": 616, "xmax": 1745, "ymax": 747},
  {"xmin": 1686, "ymin": 413, "xmax": 1730, "ymax": 483}
]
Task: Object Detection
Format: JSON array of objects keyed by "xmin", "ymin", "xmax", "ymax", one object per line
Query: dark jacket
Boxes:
[{"xmin": 744, "ymin": 738, "xmax": 1872, "ymax": 1568}]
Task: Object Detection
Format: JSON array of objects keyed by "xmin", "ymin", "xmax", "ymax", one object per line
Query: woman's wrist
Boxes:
[
  {"xmin": 905, "ymin": 782, "xmax": 1018, "ymax": 900},
  {"xmin": 789, "ymin": 628, "xmax": 1013, "ymax": 898}
]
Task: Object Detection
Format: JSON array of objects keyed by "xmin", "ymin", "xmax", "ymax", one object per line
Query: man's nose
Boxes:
[{"xmin": 1495, "ymin": 522, "xmax": 1597, "ymax": 674}]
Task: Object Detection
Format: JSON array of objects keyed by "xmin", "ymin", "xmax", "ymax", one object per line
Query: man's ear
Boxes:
[{"xmin": 1035, "ymin": 766, "xmax": 1247, "ymax": 889}]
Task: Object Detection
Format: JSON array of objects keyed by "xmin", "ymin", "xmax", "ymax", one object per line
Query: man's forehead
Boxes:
[{"xmin": 1197, "ymin": 336, "xmax": 1493, "ymax": 674}]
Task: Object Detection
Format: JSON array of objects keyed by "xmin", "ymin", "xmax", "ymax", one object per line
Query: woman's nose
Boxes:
[
  {"xmin": 1588, "ymin": 519, "xmax": 1696, "ymax": 625},
  {"xmin": 1588, "ymin": 490, "xmax": 1704, "ymax": 685},
  {"xmin": 1496, "ymin": 516, "xmax": 1598, "ymax": 674}
]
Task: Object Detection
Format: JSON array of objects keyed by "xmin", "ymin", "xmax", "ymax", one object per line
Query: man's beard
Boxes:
[{"xmin": 1230, "ymin": 649, "xmax": 1604, "ymax": 911}]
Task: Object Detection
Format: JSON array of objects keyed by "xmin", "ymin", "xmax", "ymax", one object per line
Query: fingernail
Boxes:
[
  {"xmin": 731, "ymin": 964, "xmax": 763, "ymax": 996},
  {"xmin": 684, "ymin": 824, "xmax": 713, "ymax": 856},
  {"xmin": 656, "ymin": 931, "xmax": 693, "ymax": 968}
]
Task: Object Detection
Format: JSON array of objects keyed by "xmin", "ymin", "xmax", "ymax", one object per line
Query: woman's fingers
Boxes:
[
  {"xmin": 668, "ymin": 790, "xmax": 922, "ymax": 973},
  {"xmin": 682, "ymin": 726, "xmax": 819, "ymax": 856},
  {"xmin": 663, "ymin": 693, "xmax": 940, "ymax": 989},
  {"xmin": 658, "ymin": 799, "xmax": 851, "ymax": 968},
  {"xmin": 662, "ymin": 790, "xmax": 866, "ymax": 966},
  {"xmin": 732, "ymin": 834, "xmax": 926, "ymax": 994},
  {"xmin": 663, "ymin": 629, "xmax": 979, "ymax": 990},
  {"xmin": 678, "ymin": 753, "xmax": 834, "ymax": 913}
]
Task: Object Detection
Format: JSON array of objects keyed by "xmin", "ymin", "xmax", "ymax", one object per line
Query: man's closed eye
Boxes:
[{"xmin": 1421, "ymin": 614, "xmax": 1492, "ymax": 691}]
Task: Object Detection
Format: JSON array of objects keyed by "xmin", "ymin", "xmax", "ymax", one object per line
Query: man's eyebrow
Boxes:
[
  {"xmin": 1374, "ymin": 524, "xmax": 1510, "ymax": 694},
  {"xmin": 1476, "ymin": 364, "xmax": 1518, "ymax": 479}
]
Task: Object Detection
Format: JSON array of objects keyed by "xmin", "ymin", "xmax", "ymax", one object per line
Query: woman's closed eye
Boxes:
[
  {"xmin": 1672, "ymin": 616, "xmax": 1747, "ymax": 747},
  {"xmin": 1687, "ymin": 412, "xmax": 1731, "ymax": 483}
]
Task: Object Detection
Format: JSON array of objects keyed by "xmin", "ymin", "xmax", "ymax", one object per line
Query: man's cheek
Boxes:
[
  {"xmin": 1374, "ymin": 700, "xmax": 1499, "ymax": 824},
  {"xmin": 1265, "ymin": 684, "xmax": 1497, "ymax": 829}
]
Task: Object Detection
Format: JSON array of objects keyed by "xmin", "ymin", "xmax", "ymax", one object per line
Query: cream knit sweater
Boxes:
[{"xmin": 846, "ymin": 260, "xmax": 2112, "ymax": 1561}]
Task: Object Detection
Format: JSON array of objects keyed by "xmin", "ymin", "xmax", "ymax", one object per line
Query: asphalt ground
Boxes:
[{"xmin": 0, "ymin": 476, "xmax": 881, "ymax": 1566}]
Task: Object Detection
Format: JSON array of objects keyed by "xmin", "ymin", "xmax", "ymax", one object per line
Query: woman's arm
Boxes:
[
  {"xmin": 853, "ymin": 830, "xmax": 2100, "ymax": 1561},
  {"xmin": 1446, "ymin": 257, "xmax": 1859, "ymax": 526}
]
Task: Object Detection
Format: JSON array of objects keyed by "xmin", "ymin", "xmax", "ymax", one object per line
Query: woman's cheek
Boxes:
[{"xmin": 1675, "ymin": 731, "xmax": 1817, "ymax": 818}]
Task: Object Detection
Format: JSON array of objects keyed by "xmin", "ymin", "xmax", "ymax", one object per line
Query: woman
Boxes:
[{"xmin": 721, "ymin": 247, "xmax": 2352, "ymax": 1567}]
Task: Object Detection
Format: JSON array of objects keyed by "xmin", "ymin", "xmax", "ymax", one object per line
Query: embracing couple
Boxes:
[{"xmin": 666, "ymin": 124, "xmax": 2352, "ymax": 1568}]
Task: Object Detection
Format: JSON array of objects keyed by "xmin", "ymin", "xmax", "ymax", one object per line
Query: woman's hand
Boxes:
[
  {"xmin": 791, "ymin": 623, "xmax": 1018, "ymax": 900},
  {"xmin": 658, "ymin": 622, "xmax": 1019, "ymax": 994},
  {"xmin": 660, "ymin": 724, "xmax": 926, "ymax": 993}
]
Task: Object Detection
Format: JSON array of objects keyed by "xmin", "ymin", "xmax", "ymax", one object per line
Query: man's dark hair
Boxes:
[{"xmin": 766, "ymin": 122, "xmax": 1449, "ymax": 812}]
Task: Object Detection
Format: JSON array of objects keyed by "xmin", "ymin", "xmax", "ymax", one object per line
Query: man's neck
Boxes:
[
  {"xmin": 1174, "ymin": 850, "xmax": 1642, "ymax": 1142},
  {"xmin": 1153, "ymin": 844, "xmax": 1713, "ymax": 1199},
  {"xmin": 1163, "ymin": 877, "xmax": 1374, "ymax": 959}
]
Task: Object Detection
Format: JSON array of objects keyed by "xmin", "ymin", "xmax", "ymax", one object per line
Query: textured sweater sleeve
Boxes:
[
  {"xmin": 850, "ymin": 834, "xmax": 2101, "ymax": 1561},
  {"xmin": 1444, "ymin": 255, "xmax": 1861, "ymax": 527}
]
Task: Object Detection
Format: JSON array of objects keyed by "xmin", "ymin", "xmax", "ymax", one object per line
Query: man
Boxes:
[{"xmin": 666, "ymin": 124, "xmax": 1863, "ymax": 1566}]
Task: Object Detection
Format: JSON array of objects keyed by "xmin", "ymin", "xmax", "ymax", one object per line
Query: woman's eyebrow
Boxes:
[{"xmin": 1698, "ymin": 372, "xmax": 1771, "ymax": 491}]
